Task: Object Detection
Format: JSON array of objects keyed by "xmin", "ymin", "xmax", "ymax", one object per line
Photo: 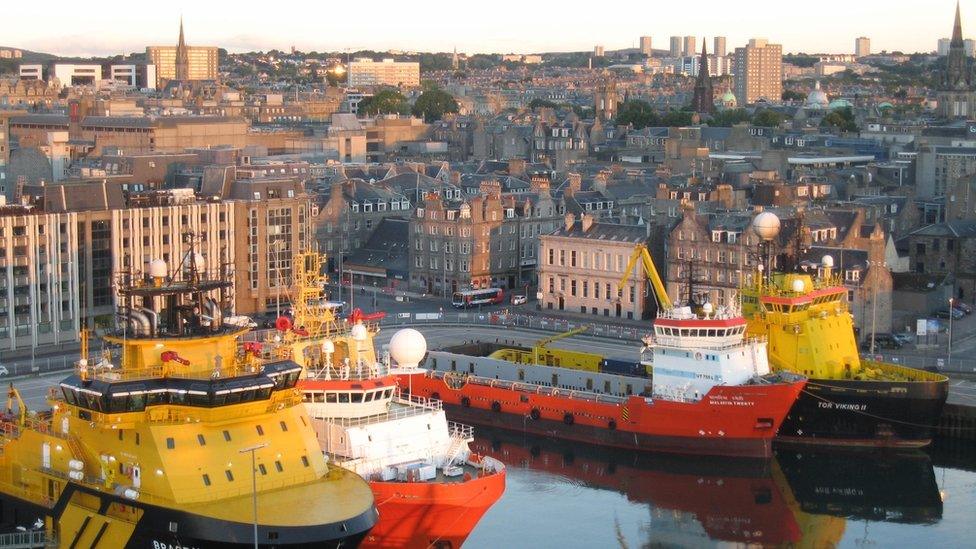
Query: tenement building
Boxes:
[{"xmin": 538, "ymin": 214, "xmax": 656, "ymax": 320}]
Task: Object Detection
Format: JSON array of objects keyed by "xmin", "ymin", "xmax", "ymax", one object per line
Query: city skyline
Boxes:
[{"xmin": 1, "ymin": 0, "xmax": 968, "ymax": 58}]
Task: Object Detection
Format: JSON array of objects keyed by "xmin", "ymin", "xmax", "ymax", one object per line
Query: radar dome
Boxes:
[
  {"xmin": 183, "ymin": 252, "xmax": 205, "ymax": 272},
  {"xmin": 752, "ymin": 212, "xmax": 781, "ymax": 241},
  {"xmin": 350, "ymin": 323, "xmax": 368, "ymax": 342},
  {"xmin": 389, "ymin": 328, "xmax": 428, "ymax": 368},
  {"xmin": 702, "ymin": 302, "xmax": 714, "ymax": 315},
  {"xmin": 320, "ymin": 339, "xmax": 335, "ymax": 354},
  {"xmin": 822, "ymin": 254, "xmax": 834, "ymax": 268},
  {"xmin": 148, "ymin": 259, "xmax": 168, "ymax": 278},
  {"xmin": 792, "ymin": 278, "xmax": 806, "ymax": 293}
]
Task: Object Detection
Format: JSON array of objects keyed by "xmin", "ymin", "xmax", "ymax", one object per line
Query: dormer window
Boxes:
[{"xmin": 712, "ymin": 231, "xmax": 722, "ymax": 243}]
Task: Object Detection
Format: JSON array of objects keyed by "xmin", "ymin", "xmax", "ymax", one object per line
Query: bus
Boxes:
[{"xmin": 452, "ymin": 288, "xmax": 504, "ymax": 308}]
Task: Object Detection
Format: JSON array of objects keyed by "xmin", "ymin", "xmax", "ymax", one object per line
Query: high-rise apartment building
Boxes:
[
  {"xmin": 855, "ymin": 37, "xmax": 871, "ymax": 58},
  {"xmin": 348, "ymin": 58, "xmax": 421, "ymax": 87},
  {"xmin": 640, "ymin": 36, "xmax": 653, "ymax": 56},
  {"xmin": 670, "ymin": 36, "xmax": 683, "ymax": 58},
  {"xmin": 594, "ymin": 45, "xmax": 605, "ymax": 57},
  {"xmin": 146, "ymin": 19, "xmax": 218, "ymax": 88},
  {"xmin": 683, "ymin": 36, "xmax": 697, "ymax": 57},
  {"xmin": 732, "ymin": 38, "xmax": 783, "ymax": 106},
  {"xmin": 713, "ymin": 36, "xmax": 727, "ymax": 57}
]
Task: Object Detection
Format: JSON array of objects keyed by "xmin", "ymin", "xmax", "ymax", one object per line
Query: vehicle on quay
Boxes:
[
  {"xmin": 264, "ymin": 252, "xmax": 505, "ymax": 549},
  {"xmin": 741, "ymin": 212, "xmax": 948, "ymax": 448},
  {"xmin": 451, "ymin": 287, "xmax": 504, "ymax": 308},
  {"xmin": 0, "ymin": 244, "xmax": 377, "ymax": 547},
  {"xmin": 396, "ymin": 245, "xmax": 806, "ymax": 459}
]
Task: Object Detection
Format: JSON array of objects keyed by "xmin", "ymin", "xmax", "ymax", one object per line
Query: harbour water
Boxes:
[{"xmin": 466, "ymin": 428, "xmax": 974, "ymax": 548}]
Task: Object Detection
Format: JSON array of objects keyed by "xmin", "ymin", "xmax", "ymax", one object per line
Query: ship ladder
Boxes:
[{"xmin": 443, "ymin": 434, "xmax": 467, "ymax": 469}]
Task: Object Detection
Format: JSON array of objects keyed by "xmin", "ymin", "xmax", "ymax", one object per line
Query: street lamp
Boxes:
[
  {"xmin": 948, "ymin": 297, "xmax": 954, "ymax": 369},
  {"xmin": 239, "ymin": 442, "xmax": 268, "ymax": 549}
]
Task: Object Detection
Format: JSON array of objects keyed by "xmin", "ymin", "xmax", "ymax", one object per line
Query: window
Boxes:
[
  {"xmin": 256, "ymin": 425, "xmax": 264, "ymax": 436},
  {"xmin": 301, "ymin": 456, "xmax": 310, "ymax": 467},
  {"xmin": 225, "ymin": 470, "xmax": 234, "ymax": 482},
  {"xmin": 275, "ymin": 460, "xmax": 284, "ymax": 473},
  {"xmin": 258, "ymin": 463, "xmax": 267, "ymax": 475},
  {"xmin": 197, "ymin": 434, "xmax": 206, "ymax": 446},
  {"xmin": 222, "ymin": 430, "xmax": 231, "ymax": 442},
  {"xmin": 279, "ymin": 421, "xmax": 288, "ymax": 432},
  {"xmin": 166, "ymin": 437, "xmax": 175, "ymax": 449},
  {"xmin": 202, "ymin": 474, "xmax": 211, "ymax": 486}
]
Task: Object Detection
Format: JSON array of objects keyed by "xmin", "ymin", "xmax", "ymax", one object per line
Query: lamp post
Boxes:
[
  {"xmin": 239, "ymin": 442, "xmax": 268, "ymax": 549},
  {"xmin": 867, "ymin": 260, "xmax": 885, "ymax": 357},
  {"xmin": 948, "ymin": 297, "xmax": 954, "ymax": 369}
]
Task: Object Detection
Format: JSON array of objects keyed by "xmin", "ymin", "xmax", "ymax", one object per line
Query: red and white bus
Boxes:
[{"xmin": 452, "ymin": 288, "xmax": 504, "ymax": 308}]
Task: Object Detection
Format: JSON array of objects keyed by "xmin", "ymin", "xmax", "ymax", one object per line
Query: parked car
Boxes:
[
  {"xmin": 859, "ymin": 333, "xmax": 903, "ymax": 350},
  {"xmin": 935, "ymin": 308, "xmax": 965, "ymax": 320},
  {"xmin": 892, "ymin": 333, "xmax": 914, "ymax": 346},
  {"xmin": 511, "ymin": 294, "xmax": 528, "ymax": 305},
  {"xmin": 952, "ymin": 300, "xmax": 973, "ymax": 315}
]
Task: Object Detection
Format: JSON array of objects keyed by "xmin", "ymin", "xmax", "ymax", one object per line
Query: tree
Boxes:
[
  {"xmin": 358, "ymin": 88, "xmax": 411, "ymax": 116},
  {"xmin": 412, "ymin": 86, "xmax": 460, "ymax": 122},
  {"xmin": 661, "ymin": 110, "xmax": 694, "ymax": 127},
  {"xmin": 529, "ymin": 98, "xmax": 559, "ymax": 110},
  {"xmin": 615, "ymin": 100, "xmax": 660, "ymax": 129},
  {"xmin": 710, "ymin": 109, "xmax": 752, "ymax": 127},
  {"xmin": 752, "ymin": 109, "xmax": 785, "ymax": 128},
  {"xmin": 822, "ymin": 107, "xmax": 858, "ymax": 132},
  {"xmin": 782, "ymin": 90, "xmax": 805, "ymax": 102}
]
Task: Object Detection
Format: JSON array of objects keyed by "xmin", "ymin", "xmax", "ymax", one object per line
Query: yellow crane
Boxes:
[
  {"xmin": 6, "ymin": 383, "xmax": 26, "ymax": 427},
  {"xmin": 532, "ymin": 326, "xmax": 590, "ymax": 368},
  {"xmin": 618, "ymin": 243, "xmax": 673, "ymax": 312}
]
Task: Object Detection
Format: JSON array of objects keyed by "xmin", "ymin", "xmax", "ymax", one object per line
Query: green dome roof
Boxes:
[{"xmin": 828, "ymin": 98, "xmax": 853, "ymax": 110}]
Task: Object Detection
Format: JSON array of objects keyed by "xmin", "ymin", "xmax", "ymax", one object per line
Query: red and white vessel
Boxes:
[
  {"xmin": 266, "ymin": 253, "xmax": 505, "ymax": 549},
  {"xmin": 398, "ymin": 299, "xmax": 806, "ymax": 458}
]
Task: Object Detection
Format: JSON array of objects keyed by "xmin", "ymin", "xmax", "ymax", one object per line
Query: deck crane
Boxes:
[
  {"xmin": 617, "ymin": 243, "xmax": 673, "ymax": 313},
  {"xmin": 533, "ymin": 326, "xmax": 589, "ymax": 366}
]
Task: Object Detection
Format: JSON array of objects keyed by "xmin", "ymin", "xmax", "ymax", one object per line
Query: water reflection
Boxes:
[{"xmin": 470, "ymin": 428, "xmax": 943, "ymax": 547}]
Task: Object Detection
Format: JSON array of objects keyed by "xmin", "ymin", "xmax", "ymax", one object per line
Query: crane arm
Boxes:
[
  {"xmin": 618, "ymin": 244, "xmax": 673, "ymax": 311},
  {"xmin": 536, "ymin": 326, "xmax": 589, "ymax": 349}
]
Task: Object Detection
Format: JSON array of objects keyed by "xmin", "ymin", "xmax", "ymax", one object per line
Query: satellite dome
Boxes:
[
  {"xmin": 752, "ymin": 212, "xmax": 782, "ymax": 241},
  {"xmin": 792, "ymin": 278, "xmax": 806, "ymax": 293},
  {"xmin": 822, "ymin": 254, "xmax": 834, "ymax": 268},
  {"xmin": 702, "ymin": 302, "xmax": 714, "ymax": 315},
  {"xmin": 350, "ymin": 323, "xmax": 368, "ymax": 342},
  {"xmin": 148, "ymin": 259, "xmax": 168, "ymax": 278},
  {"xmin": 389, "ymin": 328, "xmax": 428, "ymax": 368},
  {"xmin": 183, "ymin": 252, "xmax": 206, "ymax": 272},
  {"xmin": 320, "ymin": 339, "xmax": 335, "ymax": 354}
]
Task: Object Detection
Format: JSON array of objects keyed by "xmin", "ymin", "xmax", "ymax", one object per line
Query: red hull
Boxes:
[
  {"xmin": 399, "ymin": 372, "xmax": 805, "ymax": 458},
  {"xmin": 361, "ymin": 468, "xmax": 506, "ymax": 549}
]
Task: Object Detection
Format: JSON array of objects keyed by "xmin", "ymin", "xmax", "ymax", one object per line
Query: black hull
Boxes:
[
  {"xmin": 0, "ymin": 483, "xmax": 375, "ymax": 548},
  {"xmin": 776, "ymin": 377, "xmax": 948, "ymax": 448},
  {"xmin": 776, "ymin": 447, "xmax": 943, "ymax": 524}
]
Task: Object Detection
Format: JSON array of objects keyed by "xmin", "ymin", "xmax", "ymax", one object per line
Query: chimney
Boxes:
[
  {"xmin": 508, "ymin": 158, "xmax": 527, "ymax": 177},
  {"xmin": 581, "ymin": 213, "xmax": 595, "ymax": 232},
  {"xmin": 530, "ymin": 174, "xmax": 550, "ymax": 193},
  {"xmin": 566, "ymin": 173, "xmax": 581, "ymax": 197},
  {"xmin": 564, "ymin": 212, "xmax": 575, "ymax": 231},
  {"xmin": 593, "ymin": 172, "xmax": 608, "ymax": 193}
]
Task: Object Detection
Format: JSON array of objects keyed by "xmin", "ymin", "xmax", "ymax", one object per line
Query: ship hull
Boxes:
[
  {"xmin": 400, "ymin": 372, "xmax": 805, "ymax": 459},
  {"xmin": 361, "ymin": 470, "xmax": 506, "ymax": 549},
  {"xmin": 0, "ymin": 483, "xmax": 375, "ymax": 548},
  {"xmin": 776, "ymin": 377, "xmax": 949, "ymax": 448}
]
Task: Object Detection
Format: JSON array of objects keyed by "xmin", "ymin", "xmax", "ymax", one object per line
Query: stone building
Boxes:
[
  {"xmin": 538, "ymin": 214, "xmax": 657, "ymax": 320},
  {"xmin": 408, "ymin": 188, "xmax": 518, "ymax": 295}
]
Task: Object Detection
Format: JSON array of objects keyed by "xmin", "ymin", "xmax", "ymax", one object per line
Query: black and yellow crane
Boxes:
[
  {"xmin": 533, "ymin": 326, "xmax": 589, "ymax": 365},
  {"xmin": 618, "ymin": 243, "xmax": 673, "ymax": 312}
]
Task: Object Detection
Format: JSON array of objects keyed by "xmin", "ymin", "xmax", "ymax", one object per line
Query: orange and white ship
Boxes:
[{"xmin": 264, "ymin": 252, "xmax": 505, "ymax": 549}]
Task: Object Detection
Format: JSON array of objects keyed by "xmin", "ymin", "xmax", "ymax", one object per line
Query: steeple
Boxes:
[
  {"xmin": 691, "ymin": 39, "xmax": 715, "ymax": 115},
  {"xmin": 175, "ymin": 17, "xmax": 190, "ymax": 82},
  {"xmin": 953, "ymin": 0, "xmax": 964, "ymax": 46}
]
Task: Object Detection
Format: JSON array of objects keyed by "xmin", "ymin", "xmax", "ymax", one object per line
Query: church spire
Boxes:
[
  {"xmin": 953, "ymin": 1, "xmax": 964, "ymax": 46},
  {"xmin": 175, "ymin": 17, "xmax": 190, "ymax": 82},
  {"xmin": 691, "ymin": 38, "xmax": 714, "ymax": 115},
  {"xmin": 178, "ymin": 16, "xmax": 186, "ymax": 49}
]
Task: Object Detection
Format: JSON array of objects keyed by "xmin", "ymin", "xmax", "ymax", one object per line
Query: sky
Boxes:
[{"xmin": 1, "ymin": 0, "xmax": 967, "ymax": 57}]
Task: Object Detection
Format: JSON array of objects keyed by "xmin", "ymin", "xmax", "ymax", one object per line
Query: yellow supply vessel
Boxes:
[{"xmin": 0, "ymin": 244, "xmax": 377, "ymax": 547}]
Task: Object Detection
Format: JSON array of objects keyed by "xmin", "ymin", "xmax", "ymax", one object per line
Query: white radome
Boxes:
[
  {"xmin": 389, "ymin": 328, "xmax": 428, "ymax": 368},
  {"xmin": 148, "ymin": 259, "xmax": 168, "ymax": 278},
  {"xmin": 320, "ymin": 339, "xmax": 335, "ymax": 354},
  {"xmin": 822, "ymin": 254, "xmax": 834, "ymax": 268},
  {"xmin": 702, "ymin": 302, "xmax": 714, "ymax": 315},
  {"xmin": 350, "ymin": 323, "xmax": 368, "ymax": 342},
  {"xmin": 183, "ymin": 252, "xmax": 206, "ymax": 272},
  {"xmin": 752, "ymin": 212, "xmax": 781, "ymax": 241},
  {"xmin": 792, "ymin": 278, "xmax": 806, "ymax": 293}
]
